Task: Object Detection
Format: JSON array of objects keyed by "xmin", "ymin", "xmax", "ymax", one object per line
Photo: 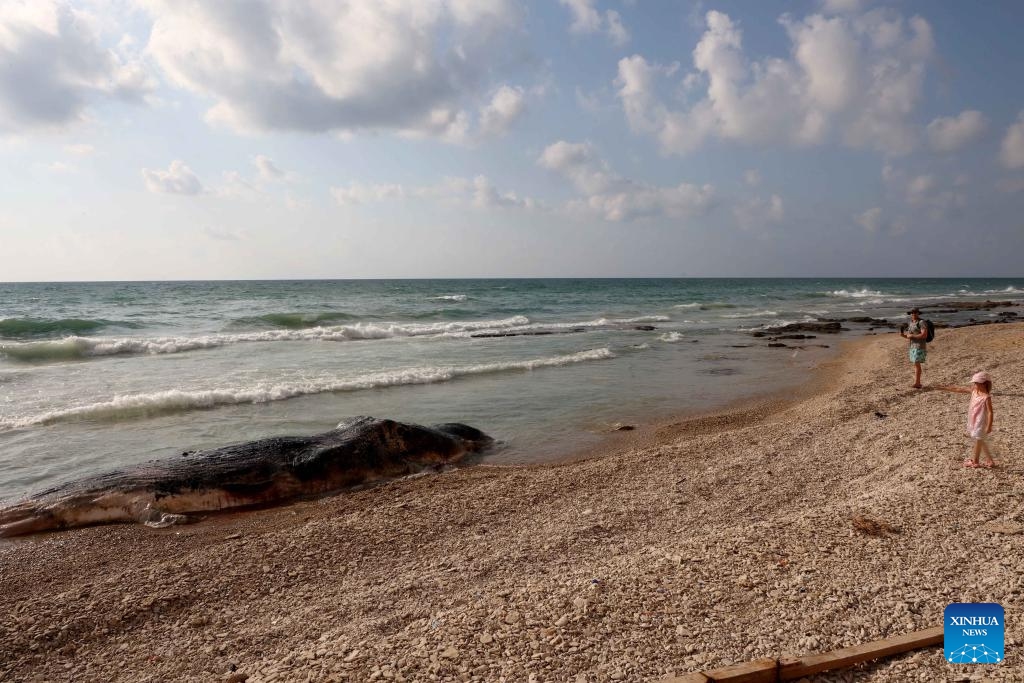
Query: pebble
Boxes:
[{"xmin": 3, "ymin": 324, "xmax": 1022, "ymax": 683}]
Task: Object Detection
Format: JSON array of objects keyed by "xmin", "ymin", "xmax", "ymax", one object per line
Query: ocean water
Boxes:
[{"xmin": 1, "ymin": 278, "xmax": 1021, "ymax": 502}]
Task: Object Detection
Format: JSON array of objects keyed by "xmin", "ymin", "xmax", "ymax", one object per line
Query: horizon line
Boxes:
[{"xmin": 1, "ymin": 275, "xmax": 1022, "ymax": 285}]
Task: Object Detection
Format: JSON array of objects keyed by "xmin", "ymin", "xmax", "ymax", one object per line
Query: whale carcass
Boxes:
[{"xmin": 0, "ymin": 417, "xmax": 492, "ymax": 537}]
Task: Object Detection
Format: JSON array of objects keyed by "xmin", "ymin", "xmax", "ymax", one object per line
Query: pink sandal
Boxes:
[
  {"xmin": 963, "ymin": 459, "xmax": 980, "ymax": 468},
  {"xmin": 981, "ymin": 461, "xmax": 998, "ymax": 469}
]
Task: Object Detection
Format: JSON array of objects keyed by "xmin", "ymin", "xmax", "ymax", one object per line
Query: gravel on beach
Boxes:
[{"xmin": 1, "ymin": 323, "xmax": 1022, "ymax": 683}]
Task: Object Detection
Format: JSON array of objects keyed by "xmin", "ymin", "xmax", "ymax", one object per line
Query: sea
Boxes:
[{"xmin": 1, "ymin": 278, "xmax": 1021, "ymax": 503}]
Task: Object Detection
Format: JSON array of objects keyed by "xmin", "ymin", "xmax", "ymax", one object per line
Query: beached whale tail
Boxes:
[{"xmin": 0, "ymin": 417, "xmax": 492, "ymax": 538}]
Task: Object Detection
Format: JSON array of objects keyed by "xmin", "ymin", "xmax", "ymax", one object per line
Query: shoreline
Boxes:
[
  {"xmin": 550, "ymin": 334, "xmax": 860, "ymax": 468},
  {"xmin": 1, "ymin": 285, "xmax": 1018, "ymax": 502},
  {"xmin": 2, "ymin": 323, "xmax": 1023, "ymax": 682}
]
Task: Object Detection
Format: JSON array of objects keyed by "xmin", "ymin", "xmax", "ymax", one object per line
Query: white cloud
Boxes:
[
  {"xmin": 330, "ymin": 183, "xmax": 406, "ymax": 206},
  {"xmin": 605, "ymin": 10, "xmax": 630, "ymax": 47},
  {"xmin": 889, "ymin": 218, "xmax": 908, "ymax": 236},
  {"xmin": 217, "ymin": 170, "xmax": 261, "ymax": 200},
  {"xmin": 285, "ymin": 192, "xmax": 310, "ymax": 210},
  {"xmin": 538, "ymin": 140, "xmax": 714, "ymax": 222},
  {"xmin": 616, "ymin": 8, "xmax": 934, "ymax": 156},
  {"xmin": 901, "ymin": 172, "xmax": 966, "ymax": 217},
  {"xmin": 881, "ymin": 163, "xmax": 901, "ymax": 188},
  {"xmin": 743, "ymin": 169, "xmax": 761, "ymax": 187},
  {"xmin": 330, "ymin": 175, "xmax": 535, "ymax": 210},
  {"xmin": 855, "ymin": 207, "xmax": 909, "ymax": 236},
  {"xmin": 38, "ymin": 160, "xmax": 75, "ymax": 174},
  {"xmin": 65, "ymin": 143, "xmax": 95, "ymax": 156},
  {"xmin": 561, "ymin": 0, "xmax": 602, "ymax": 34},
  {"xmin": 141, "ymin": 0, "xmax": 522, "ymax": 141},
  {"xmin": 253, "ymin": 155, "xmax": 285, "ymax": 181},
  {"xmin": 142, "ymin": 160, "xmax": 203, "ymax": 195},
  {"xmin": 0, "ymin": 0, "xmax": 151, "ymax": 134},
  {"xmin": 734, "ymin": 194, "xmax": 784, "ymax": 230},
  {"xmin": 926, "ymin": 110, "xmax": 987, "ymax": 152},
  {"xmin": 882, "ymin": 164, "xmax": 966, "ymax": 219},
  {"xmin": 559, "ymin": 0, "xmax": 629, "ymax": 46},
  {"xmin": 575, "ymin": 87, "xmax": 604, "ymax": 113},
  {"xmin": 466, "ymin": 175, "xmax": 536, "ymax": 209},
  {"xmin": 480, "ymin": 85, "xmax": 526, "ymax": 137},
  {"xmin": 905, "ymin": 174, "xmax": 934, "ymax": 205},
  {"xmin": 1000, "ymin": 112, "xmax": 1024, "ymax": 169},
  {"xmin": 538, "ymin": 140, "xmax": 616, "ymax": 195},
  {"xmin": 214, "ymin": 158, "xmax": 293, "ymax": 199},
  {"xmin": 582, "ymin": 182, "xmax": 715, "ymax": 222},
  {"xmin": 856, "ymin": 206, "xmax": 883, "ymax": 233},
  {"xmin": 418, "ymin": 175, "xmax": 537, "ymax": 210}
]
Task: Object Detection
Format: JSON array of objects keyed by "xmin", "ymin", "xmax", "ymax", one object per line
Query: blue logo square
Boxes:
[{"xmin": 945, "ymin": 603, "xmax": 1004, "ymax": 664}]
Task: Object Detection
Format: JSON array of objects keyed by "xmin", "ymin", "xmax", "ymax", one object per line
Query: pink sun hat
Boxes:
[{"xmin": 971, "ymin": 371, "xmax": 991, "ymax": 384}]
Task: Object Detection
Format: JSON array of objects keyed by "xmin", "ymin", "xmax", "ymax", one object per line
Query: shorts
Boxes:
[{"xmin": 909, "ymin": 346, "xmax": 926, "ymax": 363}]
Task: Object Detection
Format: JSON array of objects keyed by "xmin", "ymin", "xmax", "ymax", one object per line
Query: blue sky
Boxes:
[{"xmin": 1, "ymin": 0, "xmax": 1023, "ymax": 280}]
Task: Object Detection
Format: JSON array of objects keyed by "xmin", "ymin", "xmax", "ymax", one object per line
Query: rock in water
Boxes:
[{"xmin": 0, "ymin": 417, "xmax": 493, "ymax": 537}]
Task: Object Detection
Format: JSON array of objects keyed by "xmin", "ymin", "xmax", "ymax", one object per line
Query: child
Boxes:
[{"xmin": 935, "ymin": 371, "xmax": 996, "ymax": 468}]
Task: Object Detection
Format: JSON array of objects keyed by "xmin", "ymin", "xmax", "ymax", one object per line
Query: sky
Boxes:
[{"xmin": 1, "ymin": 0, "xmax": 1023, "ymax": 281}]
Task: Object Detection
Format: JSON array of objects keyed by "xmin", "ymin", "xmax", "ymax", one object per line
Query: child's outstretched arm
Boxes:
[{"xmin": 932, "ymin": 384, "xmax": 971, "ymax": 393}]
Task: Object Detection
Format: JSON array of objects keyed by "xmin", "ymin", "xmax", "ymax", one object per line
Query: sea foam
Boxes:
[
  {"xmin": 0, "ymin": 314, "xmax": 674, "ymax": 363},
  {"xmin": 1, "ymin": 348, "xmax": 615, "ymax": 430},
  {"xmin": 0, "ymin": 316, "xmax": 533, "ymax": 362},
  {"xmin": 827, "ymin": 288, "xmax": 887, "ymax": 299}
]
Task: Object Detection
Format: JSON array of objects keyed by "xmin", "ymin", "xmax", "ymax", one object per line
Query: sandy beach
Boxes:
[{"xmin": 1, "ymin": 322, "xmax": 1022, "ymax": 683}]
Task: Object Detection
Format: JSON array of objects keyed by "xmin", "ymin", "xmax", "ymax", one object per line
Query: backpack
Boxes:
[{"xmin": 923, "ymin": 319, "xmax": 935, "ymax": 343}]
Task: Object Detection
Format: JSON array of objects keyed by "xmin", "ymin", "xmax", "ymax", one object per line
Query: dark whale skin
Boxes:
[{"xmin": 0, "ymin": 417, "xmax": 493, "ymax": 537}]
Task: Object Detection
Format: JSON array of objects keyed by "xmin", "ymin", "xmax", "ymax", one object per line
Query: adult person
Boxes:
[{"xmin": 899, "ymin": 307, "xmax": 927, "ymax": 389}]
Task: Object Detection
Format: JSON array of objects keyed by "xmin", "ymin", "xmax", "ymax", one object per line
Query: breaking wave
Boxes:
[
  {"xmin": 673, "ymin": 302, "xmax": 737, "ymax": 310},
  {"xmin": 0, "ymin": 316, "xmax": 533, "ymax": 362},
  {"xmin": 826, "ymin": 289, "xmax": 887, "ymax": 299},
  {"xmin": 0, "ymin": 315, "xmax": 674, "ymax": 363},
  {"xmin": 0, "ymin": 348, "xmax": 615, "ymax": 430},
  {"xmin": 505, "ymin": 315, "xmax": 670, "ymax": 332}
]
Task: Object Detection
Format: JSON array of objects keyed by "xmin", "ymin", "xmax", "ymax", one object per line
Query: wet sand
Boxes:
[{"xmin": 1, "ymin": 323, "xmax": 1022, "ymax": 682}]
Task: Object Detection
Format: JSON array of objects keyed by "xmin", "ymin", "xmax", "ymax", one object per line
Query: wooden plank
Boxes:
[
  {"xmin": 704, "ymin": 658, "xmax": 778, "ymax": 682},
  {"xmin": 778, "ymin": 626, "xmax": 943, "ymax": 679},
  {"xmin": 663, "ymin": 658, "xmax": 778, "ymax": 683}
]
